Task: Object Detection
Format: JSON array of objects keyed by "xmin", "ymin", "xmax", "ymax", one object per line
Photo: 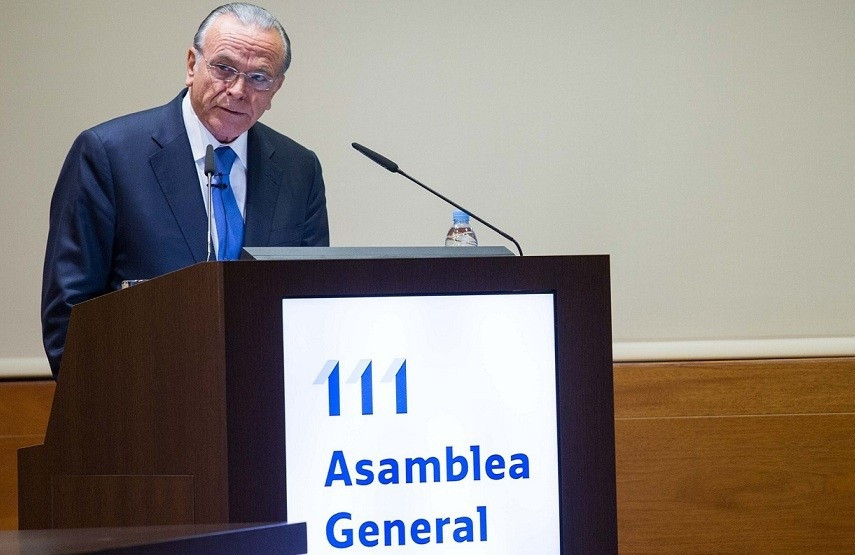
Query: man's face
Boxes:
[{"xmin": 185, "ymin": 15, "xmax": 284, "ymax": 143}]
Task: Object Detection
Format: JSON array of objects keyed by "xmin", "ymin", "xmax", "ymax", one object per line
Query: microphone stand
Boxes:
[
  {"xmin": 204, "ymin": 144, "xmax": 216, "ymax": 261},
  {"xmin": 206, "ymin": 173, "xmax": 214, "ymax": 262}
]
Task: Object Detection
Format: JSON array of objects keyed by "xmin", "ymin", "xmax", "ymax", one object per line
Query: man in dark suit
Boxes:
[{"xmin": 42, "ymin": 3, "xmax": 329, "ymax": 377}]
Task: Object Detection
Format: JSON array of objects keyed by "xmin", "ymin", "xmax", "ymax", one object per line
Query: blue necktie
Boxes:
[{"xmin": 212, "ymin": 146, "xmax": 244, "ymax": 260}]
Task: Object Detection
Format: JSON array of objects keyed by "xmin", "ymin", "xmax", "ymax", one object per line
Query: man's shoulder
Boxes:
[
  {"xmin": 84, "ymin": 92, "xmax": 185, "ymax": 146},
  {"xmin": 251, "ymin": 120, "xmax": 315, "ymax": 159}
]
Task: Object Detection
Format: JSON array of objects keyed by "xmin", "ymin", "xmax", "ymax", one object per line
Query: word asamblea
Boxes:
[
  {"xmin": 325, "ymin": 445, "xmax": 530, "ymax": 486},
  {"xmin": 322, "ymin": 445, "xmax": 529, "ymax": 548},
  {"xmin": 327, "ymin": 506, "xmax": 487, "ymax": 548}
]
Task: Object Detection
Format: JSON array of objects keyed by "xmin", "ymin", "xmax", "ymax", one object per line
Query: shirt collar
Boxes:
[{"xmin": 182, "ymin": 90, "xmax": 248, "ymax": 169}]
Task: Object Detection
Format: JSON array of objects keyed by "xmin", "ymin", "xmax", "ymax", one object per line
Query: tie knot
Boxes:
[{"xmin": 214, "ymin": 146, "xmax": 237, "ymax": 175}]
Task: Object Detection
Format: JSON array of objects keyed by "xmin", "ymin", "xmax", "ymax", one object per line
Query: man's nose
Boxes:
[{"xmin": 226, "ymin": 74, "xmax": 248, "ymax": 97}]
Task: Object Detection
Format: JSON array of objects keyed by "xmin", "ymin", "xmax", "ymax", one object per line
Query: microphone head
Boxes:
[
  {"xmin": 352, "ymin": 142, "xmax": 399, "ymax": 173},
  {"xmin": 204, "ymin": 144, "xmax": 216, "ymax": 177}
]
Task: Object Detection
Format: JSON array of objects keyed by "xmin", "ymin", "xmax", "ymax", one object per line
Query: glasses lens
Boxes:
[
  {"xmin": 246, "ymin": 73, "xmax": 274, "ymax": 91},
  {"xmin": 209, "ymin": 63, "xmax": 238, "ymax": 82}
]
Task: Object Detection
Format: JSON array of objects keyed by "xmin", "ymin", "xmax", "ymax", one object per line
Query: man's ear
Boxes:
[
  {"xmin": 185, "ymin": 48, "xmax": 197, "ymax": 87},
  {"xmin": 265, "ymin": 77, "xmax": 285, "ymax": 110}
]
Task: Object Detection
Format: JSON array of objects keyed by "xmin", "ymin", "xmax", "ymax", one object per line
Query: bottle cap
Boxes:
[{"xmin": 452, "ymin": 210, "xmax": 470, "ymax": 223}]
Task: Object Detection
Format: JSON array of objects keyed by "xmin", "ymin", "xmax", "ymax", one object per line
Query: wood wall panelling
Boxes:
[
  {"xmin": 615, "ymin": 358, "xmax": 855, "ymax": 554},
  {"xmin": 0, "ymin": 381, "xmax": 55, "ymax": 530},
  {"xmin": 2, "ymin": 358, "xmax": 854, "ymax": 554}
]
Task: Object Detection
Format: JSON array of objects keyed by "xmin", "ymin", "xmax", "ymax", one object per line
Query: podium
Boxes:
[{"xmin": 19, "ymin": 253, "xmax": 616, "ymax": 553}]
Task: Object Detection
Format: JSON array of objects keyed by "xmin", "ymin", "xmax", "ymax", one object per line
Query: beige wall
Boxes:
[{"xmin": 2, "ymin": 0, "xmax": 854, "ymax": 375}]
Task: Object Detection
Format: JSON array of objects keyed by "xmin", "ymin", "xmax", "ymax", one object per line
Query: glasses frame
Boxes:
[{"xmin": 198, "ymin": 51, "xmax": 279, "ymax": 92}]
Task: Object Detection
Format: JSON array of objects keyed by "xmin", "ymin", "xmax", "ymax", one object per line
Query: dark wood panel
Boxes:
[
  {"xmin": 51, "ymin": 475, "xmax": 194, "ymax": 528},
  {"xmin": 614, "ymin": 357, "xmax": 855, "ymax": 418},
  {"xmin": 24, "ymin": 263, "xmax": 232, "ymax": 529},
  {"xmin": 615, "ymin": 413, "xmax": 855, "ymax": 554},
  {"xmin": 0, "ymin": 437, "xmax": 43, "ymax": 530}
]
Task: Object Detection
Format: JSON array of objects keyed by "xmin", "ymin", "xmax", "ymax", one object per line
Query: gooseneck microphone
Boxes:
[
  {"xmin": 351, "ymin": 142, "xmax": 523, "ymax": 256},
  {"xmin": 204, "ymin": 144, "xmax": 216, "ymax": 262}
]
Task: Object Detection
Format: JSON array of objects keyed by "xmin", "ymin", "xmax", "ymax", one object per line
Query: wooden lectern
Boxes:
[{"xmin": 19, "ymin": 253, "xmax": 617, "ymax": 553}]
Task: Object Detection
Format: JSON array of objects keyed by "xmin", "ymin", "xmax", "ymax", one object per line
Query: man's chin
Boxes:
[{"xmin": 209, "ymin": 118, "xmax": 251, "ymax": 144}]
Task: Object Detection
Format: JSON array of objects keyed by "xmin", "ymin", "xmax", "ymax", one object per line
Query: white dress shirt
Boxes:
[{"xmin": 181, "ymin": 92, "xmax": 248, "ymax": 259}]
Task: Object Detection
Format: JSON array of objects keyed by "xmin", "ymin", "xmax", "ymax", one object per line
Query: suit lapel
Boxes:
[
  {"xmin": 149, "ymin": 92, "xmax": 208, "ymax": 263},
  {"xmin": 244, "ymin": 125, "xmax": 281, "ymax": 246}
]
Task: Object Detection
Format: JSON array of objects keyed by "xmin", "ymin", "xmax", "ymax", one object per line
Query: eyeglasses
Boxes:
[{"xmin": 199, "ymin": 52, "xmax": 278, "ymax": 92}]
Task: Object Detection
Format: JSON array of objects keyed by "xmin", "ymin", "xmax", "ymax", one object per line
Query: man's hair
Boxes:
[{"xmin": 193, "ymin": 3, "xmax": 292, "ymax": 75}]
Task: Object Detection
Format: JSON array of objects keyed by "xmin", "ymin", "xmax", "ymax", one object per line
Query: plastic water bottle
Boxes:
[{"xmin": 445, "ymin": 210, "xmax": 478, "ymax": 246}]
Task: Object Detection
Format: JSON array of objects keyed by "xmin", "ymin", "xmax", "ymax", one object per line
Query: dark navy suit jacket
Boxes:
[{"xmin": 42, "ymin": 90, "xmax": 329, "ymax": 376}]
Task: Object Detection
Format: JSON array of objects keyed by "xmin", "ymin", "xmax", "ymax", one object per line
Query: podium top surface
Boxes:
[
  {"xmin": 241, "ymin": 246, "xmax": 514, "ymax": 260},
  {"xmin": 0, "ymin": 522, "xmax": 307, "ymax": 554}
]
